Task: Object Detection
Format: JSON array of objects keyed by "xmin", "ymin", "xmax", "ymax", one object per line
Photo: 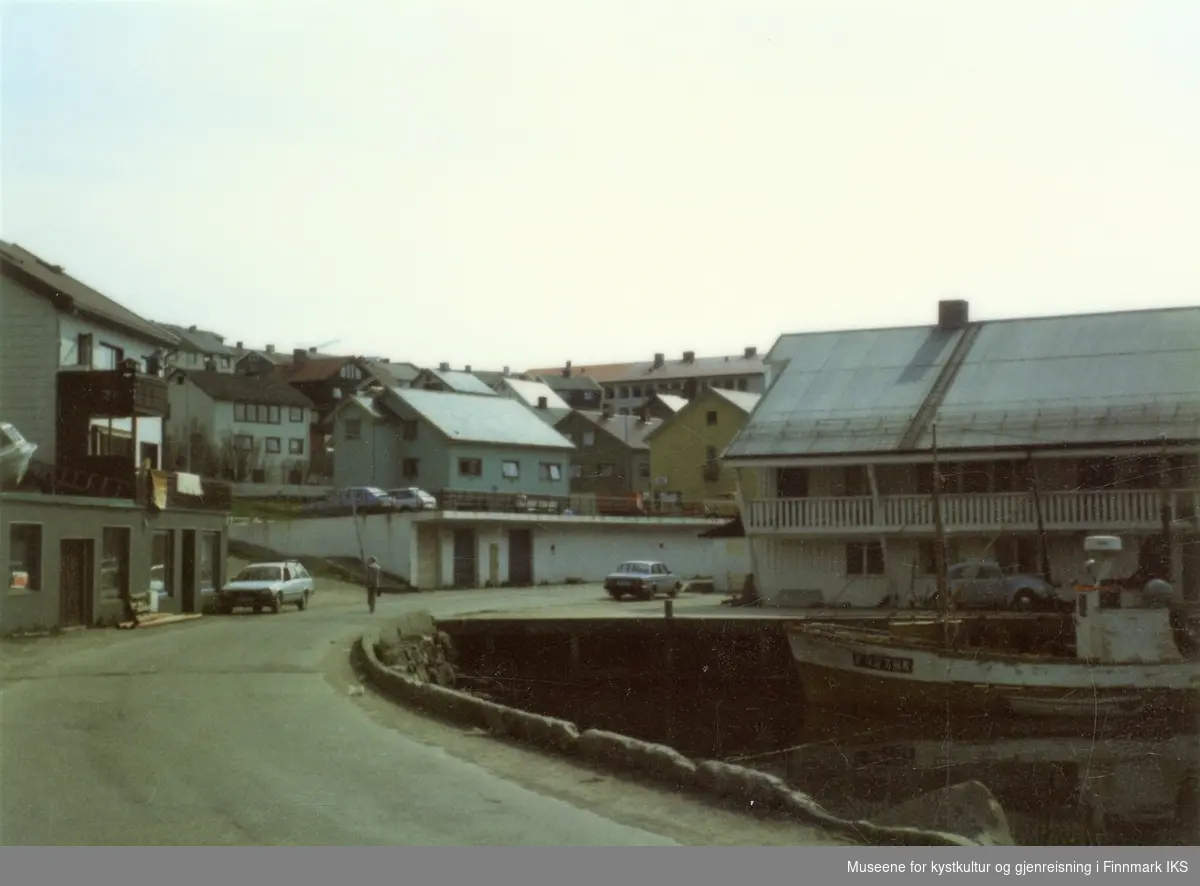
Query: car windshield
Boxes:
[
  {"xmin": 236, "ymin": 565, "xmax": 282, "ymax": 582},
  {"xmin": 621, "ymin": 563, "xmax": 649, "ymax": 574}
]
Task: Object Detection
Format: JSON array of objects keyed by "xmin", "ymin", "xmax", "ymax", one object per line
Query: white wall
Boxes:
[
  {"xmin": 58, "ymin": 314, "xmax": 162, "ymax": 372},
  {"xmin": 711, "ymin": 537, "xmax": 751, "ymax": 592},
  {"xmin": 229, "ymin": 514, "xmax": 715, "ymax": 588}
]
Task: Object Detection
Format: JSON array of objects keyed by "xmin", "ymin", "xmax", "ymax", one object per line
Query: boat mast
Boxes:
[
  {"xmin": 1027, "ymin": 453, "xmax": 1052, "ymax": 584},
  {"xmin": 931, "ymin": 422, "xmax": 950, "ymax": 644},
  {"xmin": 1158, "ymin": 435, "xmax": 1173, "ymax": 582}
]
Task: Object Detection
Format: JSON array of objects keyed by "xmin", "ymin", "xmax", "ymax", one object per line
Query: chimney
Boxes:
[
  {"xmin": 308, "ymin": 346, "xmax": 317, "ymax": 354},
  {"xmin": 653, "ymin": 352, "xmax": 665, "ymax": 369},
  {"xmin": 601, "ymin": 404, "xmax": 613, "ymax": 420},
  {"xmin": 503, "ymin": 365, "xmax": 510, "ymax": 375},
  {"xmin": 938, "ymin": 299, "xmax": 970, "ymax": 330},
  {"xmin": 465, "ymin": 365, "xmax": 472, "ymax": 372},
  {"xmin": 744, "ymin": 346, "xmax": 757, "ymax": 359},
  {"xmin": 293, "ymin": 348, "xmax": 307, "ymax": 365},
  {"xmin": 383, "ymin": 358, "xmax": 391, "ymax": 363},
  {"xmin": 683, "ymin": 350, "xmax": 695, "ymax": 363},
  {"xmin": 188, "ymin": 324, "xmax": 197, "ymax": 332},
  {"xmin": 637, "ymin": 406, "xmax": 649, "ymax": 423},
  {"xmin": 265, "ymin": 344, "xmax": 275, "ymax": 354},
  {"xmin": 537, "ymin": 396, "xmax": 548, "ymax": 409},
  {"xmin": 438, "ymin": 361, "xmax": 450, "ymax": 372},
  {"xmin": 563, "ymin": 360, "xmax": 572, "ymax": 378},
  {"xmin": 236, "ymin": 341, "xmax": 243, "ymax": 349}
]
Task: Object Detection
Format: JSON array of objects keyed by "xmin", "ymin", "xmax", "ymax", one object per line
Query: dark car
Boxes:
[{"xmin": 604, "ymin": 560, "xmax": 682, "ymax": 601}]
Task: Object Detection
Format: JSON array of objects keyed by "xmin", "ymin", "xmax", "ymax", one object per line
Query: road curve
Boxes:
[{"xmin": 1, "ymin": 582, "xmax": 680, "ymax": 846}]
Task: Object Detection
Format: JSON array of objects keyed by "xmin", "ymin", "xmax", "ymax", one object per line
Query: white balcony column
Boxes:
[{"xmin": 865, "ymin": 463, "xmax": 895, "ymax": 603}]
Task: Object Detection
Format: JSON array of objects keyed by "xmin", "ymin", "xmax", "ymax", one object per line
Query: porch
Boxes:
[{"xmin": 746, "ymin": 489, "xmax": 1199, "ymax": 535}]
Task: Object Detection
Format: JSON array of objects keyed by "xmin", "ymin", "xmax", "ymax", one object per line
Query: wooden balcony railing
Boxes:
[
  {"xmin": 746, "ymin": 489, "xmax": 1198, "ymax": 535},
  {"xmin": 435, "ymin": 488, "xmax": 737, "ymax": 519}
]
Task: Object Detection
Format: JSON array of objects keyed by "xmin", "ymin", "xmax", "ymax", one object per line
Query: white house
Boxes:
[
  {"xmin": 0, "ymin": 239, "xmax": 179, "ymax": 471},
  {"xmin": 166, "ymin": 370, "xmax": 317, "ymax": 484},
  {"xmin": 722, "ymin": 301, "xmax": 1200, "ymax": 608}
]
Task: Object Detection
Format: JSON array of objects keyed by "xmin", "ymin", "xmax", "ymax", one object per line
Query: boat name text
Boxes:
[{"xmin": 851, "ymin": 652, "xmax": 914, "ymax": 674}]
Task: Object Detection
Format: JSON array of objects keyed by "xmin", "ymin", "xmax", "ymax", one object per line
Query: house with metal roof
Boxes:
[
  {"xmin": 643, "ymin": 392, "xmax": 689, "ymax": 421},
  {"xmin": 492, "ymin": 377, "xmax": 572, "ymax": 426},
  {"xmin": 329, "ymin": 386, "xmax": 574, "ymax": 500},
  {"xmin": 553, "ymin": 406, "xmax": 662, "ymax": 501},
  {"xmin": 158, "ymin": 323, "xmax": 239, "ymax": 373},
  {"xmin": 411, "ymin": 363, "xmax": 499, "ymax": 396},
  {"xmin": 533, "ymin": 367, "xmax": 604, "ymax": 410},
  {"xmin": 525, "ymin": 348, "xmax": 768, "ymax": 415},
  {"xmin": 166, "ymin": 370, "xmax": 317, "ymax": 484},
  {"xmin": 723, "ymin": 300, "xmax": 1200, "ymax": 608}
]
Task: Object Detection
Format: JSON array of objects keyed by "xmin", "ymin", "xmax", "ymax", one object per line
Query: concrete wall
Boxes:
[
  {"xmin": 648, "ymin": 388, "xmax": 750, "ymax": 502},
  {"xmin": 229, "ymin": 514, "xmax": 716, "ymax": 589},
  {"xmin": 1, "ymin": 492, "xmax": 229, "ymax": 634},
  {"xmin": 0, "ymin": 279, "xmax": 63, "ymax": 463},
  {"xmin": 710, "ymin": 537, "xmax": 752, "ymax": 592}
]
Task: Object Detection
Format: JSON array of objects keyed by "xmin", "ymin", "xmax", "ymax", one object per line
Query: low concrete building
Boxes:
[{"xmin": 2, "ymin": 491, "xmax": 229, "ymax": 634}]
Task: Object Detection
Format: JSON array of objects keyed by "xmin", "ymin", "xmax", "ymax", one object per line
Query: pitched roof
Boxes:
[
  {"xmin": 364, "ymin": 360, "xmax": 419, "ymax": 386},
  {"xmin": 381, "ymin": 387, "xmax": 574, "ymax": 450},
  {"xmin": 158, "ymin": 323, "xmax": 238, "ymax": 356},
  {"xmin": 415, "ymin": 368, "xmax": 498, "ymax": 395},
  {"xmin": 644, "ymin": 387, "xmax": 761, "ymax": 443},
  {"xmin": 496, "ymin": 378, "xmax": 571, "ymax": 411},
  {"xmin": 649, "ymin": 393, "xmax": 689, "ymax": 413},
  {"xmin": 525, "ymin": 350, "xmax": 766, "ymax": 385},
  {"xmin": 186, "ymin": 371, "xmax": 315, "ymax": 408},
  {"xmin": 564, "ymin": 410, "xmax": 663, "ymax": 450},
  {"xmin": 472, "ymin": 369, "xmax": 529, "ymax": 388},
  {"xmin": 1, "ymin": 240, "xmax": 177, "ymax": 347},
  {"xmin": 536, "ymin": 373, "xmax": 604, "ymax": 393},
  {"xmin": 726, "ymin": 305, "xmax": 1200, "ymax": 459},
  {"xmin": 274, "ymin": 355, "xmax": 362, "ymax": 384}
]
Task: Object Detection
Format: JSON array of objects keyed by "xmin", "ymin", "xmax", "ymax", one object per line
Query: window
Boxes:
[
  {"xmin": 603, "ymin": 386, "xmax": 614, "ymax": 399},
  {"xmin": 539, "ymin": 462, "xmax": 562, "ymax": 482},
  {"xmin": 340, "ymin": 363, "xmax": 365, "ymax": 380},
  {"xmin": 9, "ymin": 523, "xmax": 42, "ymax": 591},
  {"xmin": 597, "ymin": 463, "xmax": 615, "ymax": 478},
  {"xmin": 345, "ymin": 419, "xmax": 362, "ymax": 440},
  {"xmin": 200, "ymin": 531, "xmax": 220, "ymax": 592},
  {"xmin": 265, "ymin": 437, "xmax": 281, "ymax": 454},
  {"xmin": 736, "ymin": 378, "xmax": 748, "ymax": 391},
  {"xmin": 631, "ymin": 385, "xmax": 642, "ymax": 397},
  {"xmin": 234, "ymin": 434, "xmax": 253, "ymax": 451},
  {"xmin": 706, "ymin": 410, "xmax": 718, "ymax": 426},
  {"xmin": 235, "ymin": 403, "xmax": 282, "ymax": 424},
  {"xmin": 289, "ymin": 407, "xmax": 304, "ymax": 422},
  {"xmin": 402, "ymin": 458, "xmax": 419, "ymax": 479},
  {"xmin": 220, "ymin": 356, "xmax": 231, "ymax": 369},
  {"xmin": 776, "ymin": 467, "xmax": 809, "ymax": 498},
  {"xmin": 846, "ymin": 541, "xmax": 885, "ymax": 576},
  {"xmin": 502, "ymin": 460, "xmax": 521, "ymax": 479},
  {"xmin": 96, "ymin": 342, "xmax": 124, "ymax": 370},
  {"xmin": 234, "ymin": 403, "xmax": 247, "ymax": 421},
  {"xmin": 100, "ymin": 527, "xmax": 131, "ymax": 601},
  {"xmin": 570, "ymin": 464, "xmax": 583, "ymax": 479},
  {"xmin": 401, "ymin": 420, "xmax": 418, "ymax": 441},
  {"xmin": 151, "ymin": 530, "xmax": 174, "ymax": 597},
  {"xmin": 582, "ymin": 431, "xmax": 595, "ymax": 446},
  {"xmin": 845, "ymin": 465, "xmax": 869, "ymax": 497},
  {"xmin": 619, "ymin": 386, "xmax": 629, "ymax": 399},
  {"xmin": 458, "ymin": 458, "xmax": 482, "ymax": 477},
  {"xmin": 638, "ymin": 462, "xmax": 650, "ymax": 478},
  {"xmin": 77, "ymin": 333, "xmax": 94, "ymax": 367}
]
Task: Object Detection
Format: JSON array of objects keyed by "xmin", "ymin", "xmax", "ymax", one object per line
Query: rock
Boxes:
[
  {"xmin": 623, "ymin": 740, "xmax": 697, "ymax": 786},
  {"xmin": 578, "ymin": 729, "xmax": 640, "ymax": 770},
  {"xmin": 870, "ymin": 780, "xmax": 1014, "ymax": 846},
  {"xmin": 348, "ymin": 685, "xmax": 365, "ymax": 696},
  {"xmin": 432, "ymin": 662, "xmax": 457, "ymax": 687}
]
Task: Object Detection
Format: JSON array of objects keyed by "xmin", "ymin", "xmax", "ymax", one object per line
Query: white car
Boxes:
[
  {"xmin": 215, "ymin": 560, "xmax": 314, "ymax": 614},
  {"xmin": 386, "ymin": 487, "xmax": 438, "ymax": 511}
]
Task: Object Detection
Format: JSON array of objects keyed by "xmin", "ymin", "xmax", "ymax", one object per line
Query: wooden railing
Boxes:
[
  {"xmin": 746, "ymin": 489, "xmax": 1197, "ymax": 534},
  {"xmin": 436, "ymin": 488, "xmax": 737, "ymax": 519}
]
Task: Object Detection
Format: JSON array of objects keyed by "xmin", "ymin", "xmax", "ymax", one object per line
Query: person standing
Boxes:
[{"xmin": 366, "ymin": 556, "xmax": 382, "ymax": 613}]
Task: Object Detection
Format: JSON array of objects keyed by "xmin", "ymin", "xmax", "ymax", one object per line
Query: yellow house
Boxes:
[{"xmin": 644, "ymin": 387, "xmax": 761, "ymax": 506}]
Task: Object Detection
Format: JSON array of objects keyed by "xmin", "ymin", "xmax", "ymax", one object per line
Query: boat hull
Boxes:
[{"xmin": 788, "ymin": 625, "xmax": 1200, "ymax": 723}]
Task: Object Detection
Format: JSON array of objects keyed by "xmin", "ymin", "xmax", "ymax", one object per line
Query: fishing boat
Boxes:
[
  {"xmin": 0, "ymin": 421, "xmax": 37, "ymax": 490},
  {"xmin": 786, "ymin": 535, "xmax": 1200, "ymax": 723}
]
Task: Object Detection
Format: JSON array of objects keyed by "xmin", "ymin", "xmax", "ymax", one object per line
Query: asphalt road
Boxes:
[{"xmin": 0, "ymin": 573, "xmax": 844, "ymax": 846}]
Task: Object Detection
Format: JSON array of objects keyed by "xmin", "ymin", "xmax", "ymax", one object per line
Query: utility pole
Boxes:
[
  {"xmin": 1159, "ymin": 435, "xmax": 1173, "ymax": 582},
  {"xmin": 931, "ymin": 423, "xmax": 950, "ymax": 648}
]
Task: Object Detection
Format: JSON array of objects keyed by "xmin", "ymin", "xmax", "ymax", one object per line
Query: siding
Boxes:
[
  {"xmin": 444, "ymin": 441, "xmax": 571, "ymax": 497},
  {"xmin": 0, "ymin": 279, "xmax": 60, "ymax": 461},
  {"xmin": 557, "ymin": 412, "xmax": 648, "ymax": 496},
  {"xmin": 648, "ymin": 391, "xmax": 750, "ymax": 502}
]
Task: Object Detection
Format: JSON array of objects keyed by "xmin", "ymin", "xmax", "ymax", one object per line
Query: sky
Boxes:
[{"xmin": 3, "ymin": 0, "xmax": 1199, "ymax": 370}]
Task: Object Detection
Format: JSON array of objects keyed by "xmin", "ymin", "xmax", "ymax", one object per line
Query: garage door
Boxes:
[{"xmin": 417, "ymin": 524, "xmax": 439, "ymax": 589}]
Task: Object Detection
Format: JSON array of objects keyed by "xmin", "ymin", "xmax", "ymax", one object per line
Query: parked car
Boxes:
[
  {"xmin": 214, "ymin": 561, "xmax": 314, "ymax": 614},
  {"xmin": 0, "ymin": 421, "xmax": 37, "ymax": 490},
  {"xmin": 604, "ymin": 560, "xmax": 682, "ymax": 601},
  {"xmin": 386, "ymin": 487, "xmax": 438, "ymax": 512},
  {"xmin": 301, "ymin": 487, "xmax": 395, "ymax": 517},
  {"xmin": 926, "ymin": 560, "xmax": 1065, "ymax": 611}
]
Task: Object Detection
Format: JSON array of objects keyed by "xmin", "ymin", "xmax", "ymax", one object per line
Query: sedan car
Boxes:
[
  {"xmin": 386, "ymin": 487, "xmax": 438, "ymax": 512},
  {"xmin": 301, "ymin": 487, "xmax": 395, "ymax": 517},
  {"xmin": 927, "ymin": 560, "xmax": 1064, "ymax": 612},
  {"xmin": 214, "ymin": 561, "xmax": 314, "ymax": 614},
  {"xmin": 604, "ymin": 560, "xmax": 682, "ymax": 601}
]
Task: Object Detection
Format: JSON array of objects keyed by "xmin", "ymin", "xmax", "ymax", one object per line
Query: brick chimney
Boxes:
[
  {"xmin": 744, "ymin": 346, "xmax": 757, "ymax": 359},
  {"xmin": 293, "ymin": 348, "xmax": 307, "ymax": 365},
  {"xmin": 683, "ymin": 350, "xmax": 695, "ymax": 363},
  {"xmin": 653, "ymin": 353, "xmax": 665, "ymax": 369}
]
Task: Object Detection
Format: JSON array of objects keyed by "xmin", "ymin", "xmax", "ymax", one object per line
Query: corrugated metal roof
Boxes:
[
  {"xmin": 727, "ymin": 306, "xmax": 1200, "ymax": 459},
  {"xmin": 418, "ymin": 369, "xmax": 497, "ymax": 395},
  {"xmin": 726, "ymin": 326, "xmax": 965, "ymax": 457},
  {"xmin": 1, "ymin": 240, "xmax": 178, "ymax": 347},
  {"xmin": 711, "ymin": 389, "xmax": 762, "ymax": 414},
  {"xmin": 385, "ymin": 388, "xmax": 575, "ymax": 450},
  {"xmin": 536, "ymin": 373, "xmax": 603, "ymax": 392},
  {"xmin": 525, "ymin": 350, "xmax": 766, "ymax": 384},
  {"xmin": 497, "ymin": 378, "xmax": 571, "ymax": 411}
]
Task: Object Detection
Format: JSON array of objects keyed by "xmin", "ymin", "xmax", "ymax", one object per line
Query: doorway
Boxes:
[
  {"xmin": 452, "ymin": 528, "xmax": 477, "ymax": 587},
  {"xmin": 181, "ymin": 529, "xmax": 197, "ymax": 613},
  {"xmin": 508, "ymin": 528, "xmax": 533, "ymax": 585},
  {"xmin": 60, "ymin": 538, "xmax": 95, "ymax": 628}
]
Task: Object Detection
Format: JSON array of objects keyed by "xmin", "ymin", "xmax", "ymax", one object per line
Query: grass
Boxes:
[{"xmin": 227, "ymin": 540, "xmax": 412, "ymax": 590}]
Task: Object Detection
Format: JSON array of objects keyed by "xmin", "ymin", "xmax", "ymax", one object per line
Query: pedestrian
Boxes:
[{"xmin": 366, "ymin": 556, "xmax": 381, "ymax": 613}]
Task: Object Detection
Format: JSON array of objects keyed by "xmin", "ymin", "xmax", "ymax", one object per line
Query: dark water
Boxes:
[{"xmin": 477, "ymin": 679, "xmax": 1199, "ymax": 845}]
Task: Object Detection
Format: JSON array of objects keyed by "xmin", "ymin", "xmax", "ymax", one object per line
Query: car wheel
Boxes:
[
  {"xmin": 296, "ymin": 592, "xmax": 307, "ymax": 611},
  {"xmin": 1012, "ymin": 589, "xmax": 1038, "ymax": 612},
  {"xmin": 272, "ymin": 593, "xmax": 283, "ymax": 614},
  {"xmin": 669, "ymin": 582, "xmax": 681, "ymax": 598},
  {"xmin": 607, "ymin": 589, "xmax": 622, "ymax": 600},
  {"xmin": 253, "ymin": 605, "xmax": 262, "ymax": 614}
]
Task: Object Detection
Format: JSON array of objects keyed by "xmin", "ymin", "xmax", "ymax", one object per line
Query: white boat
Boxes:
[
  {"xmin": 786, "ymin": 536, "xmax": 1200, "ymax": 723},
  {"xmin": 0, "ymin": 422, "xmax": 37, "ymax": 490}
]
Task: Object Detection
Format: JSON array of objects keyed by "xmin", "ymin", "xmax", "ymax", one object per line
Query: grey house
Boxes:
[
  {"xmin": 329, "ymin": 387, "xmax": 575, "ymax": 500},
  {"xmin": 158, "ymin": 323, "xmax": 238, "ymax": 373},
  {"xmin": 411, "ymin": 364, "xmax": 497, "ymax": 395}
]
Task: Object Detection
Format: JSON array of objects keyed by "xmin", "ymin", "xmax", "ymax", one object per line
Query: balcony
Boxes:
[{"xmin": 745, "ymin": 489, "xmax": 1200, "ymax": 536}]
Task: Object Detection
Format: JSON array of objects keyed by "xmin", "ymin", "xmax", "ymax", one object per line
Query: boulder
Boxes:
[{"xmin": 870, "ymin": 780, "xmax": 1014, "ymax": 846}]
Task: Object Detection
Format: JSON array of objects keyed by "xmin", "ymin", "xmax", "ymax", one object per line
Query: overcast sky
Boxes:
[{"xmin": 4, "ymin": 1, "xmax": 1198, "ymax": 369}]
